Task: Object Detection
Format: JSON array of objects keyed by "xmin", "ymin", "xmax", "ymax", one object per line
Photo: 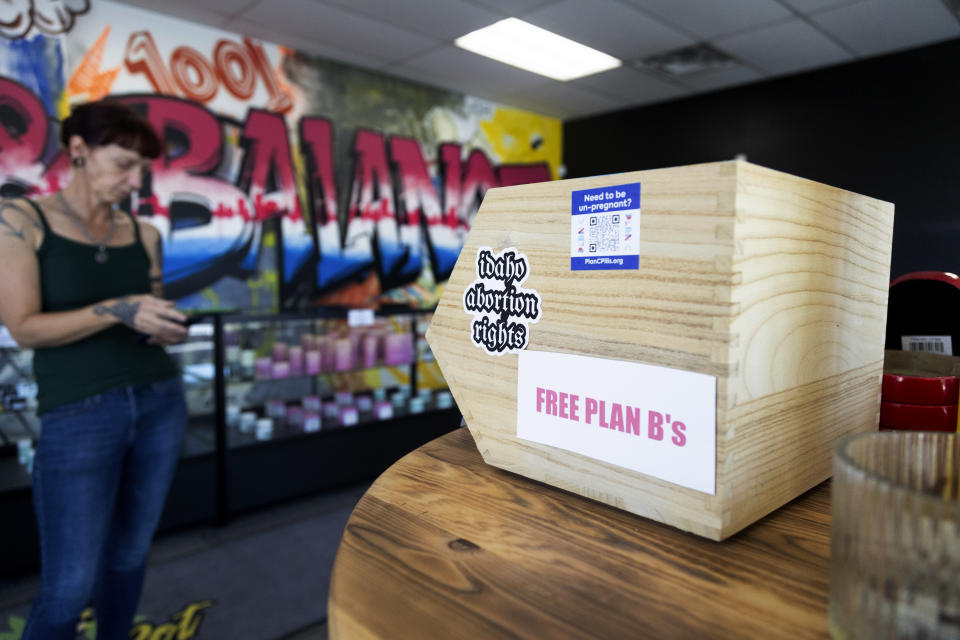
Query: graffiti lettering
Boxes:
[
  {"xmin": 346, "ymin": 129, "xmax": 413, "ymax": 289},
  {"xmin": 129, "ymin": 599, "xmax": 214, "ymax": 640},
  {"xmin": 238, "ymin": 108, "xmax": 306, "ymax": 302},
  {"xmin": 170, "ymin": 45, "xmax": 218, "ymax": 103},
  {"xmin": 0, "ymin": 80, "xmax": 551, "ymax": 306},
  {"xmin": 393, "ymin": 136, "xmax": 452, "ymax": 282},
  {"xmin": 125, "ymin": 32, "xmax": 178, "ymax": 95},
  {"xmin": 214, "ymin": 40, "xmax": 256, "ymax": 100},
  {"xmin": 243, "ymin": 37, "xmax": 293, "ymax": 114},
  {"xmin": 0, "ymin": 0, "xmax": 90, "ymax": 39},
  {"xmin": 123, "ymin": 32, "xmax": 293, "ymax": 113},
  {"xmin": 118, "ymin": 95, "xmax": 260, "ymax": 299},
  {"xmin": 460, "ymin": 148, "xmax": 499, "ymax": 220}
]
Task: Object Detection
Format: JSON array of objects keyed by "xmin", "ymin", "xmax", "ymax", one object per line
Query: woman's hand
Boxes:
[{"xmin": 93, "ymin": 295, "xmax": 188, "ymax": 345}]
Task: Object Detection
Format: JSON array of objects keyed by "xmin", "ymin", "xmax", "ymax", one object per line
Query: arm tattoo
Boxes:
[
  {"xmin": 93, "ymin": 298, "xmax": 141, "ymax": 328},
  {"xmin": 0, "ymin": 202, "xmax": 38, "ymax": 242}
]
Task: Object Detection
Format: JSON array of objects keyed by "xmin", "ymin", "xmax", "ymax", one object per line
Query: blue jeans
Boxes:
[{"xmin": 22, "ymin": 377, "xmax": 187, "ymax": 640}]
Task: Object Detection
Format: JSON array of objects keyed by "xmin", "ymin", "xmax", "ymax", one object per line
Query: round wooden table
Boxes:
[{"xmin": 329, "ymin": 428, "xmax": 831, "ymax": 639}]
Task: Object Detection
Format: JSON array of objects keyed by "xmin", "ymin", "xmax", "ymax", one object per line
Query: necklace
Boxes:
[{"xmin": 56, "ymin": 191, "xmax": 116, "ymax": 264}]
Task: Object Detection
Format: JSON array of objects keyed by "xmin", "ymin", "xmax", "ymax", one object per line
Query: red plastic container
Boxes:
[
  {"xmin": 879, "ymin": 400, "xmax": 958, "ymax": 432},
  {"xmin": 881, "ymin": 372, "xmax": 959, "ymax": 405}
]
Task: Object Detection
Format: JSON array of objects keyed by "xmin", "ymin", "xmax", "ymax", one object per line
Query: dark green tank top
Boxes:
[{"xmin": 27, "ymin": 200, "xmax": 178, "ymax": 414}]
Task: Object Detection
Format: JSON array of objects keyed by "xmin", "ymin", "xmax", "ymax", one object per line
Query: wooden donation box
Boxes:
[{"xmin": 426, "ymin": 160, "xmax": 895, "ymax": 540}]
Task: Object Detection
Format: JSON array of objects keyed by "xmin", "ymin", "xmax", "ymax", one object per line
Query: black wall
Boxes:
[{"xmin": 564, "ymin": 38, "xmax": 960, "ymax": 280}]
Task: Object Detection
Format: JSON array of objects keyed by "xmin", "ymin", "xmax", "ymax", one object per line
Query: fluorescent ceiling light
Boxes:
[{"xmin": 454, "ymin": 18, "xmax": 621, "ymax": 81}]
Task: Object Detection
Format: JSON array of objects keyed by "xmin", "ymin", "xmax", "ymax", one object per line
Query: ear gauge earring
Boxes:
[{"xmin": 71, "ymin": 156, "xmax": 85, "ymax": 168}]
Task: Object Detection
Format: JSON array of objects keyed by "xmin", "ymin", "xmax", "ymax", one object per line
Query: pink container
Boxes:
[
  {"xmin": 272, "ymin": 361, "xmax": 290, "ymax": 379},
  {"xmin": 254, "ymin": 357, "xmax": 273, "ymax": 380},
  {"xmin": 334, "ymin": 338, "xmax": 355, "ymax": 372},
  {"xmin": 304, "ymin": 350, "xmax": 321, "ymax": 375},
  {"xmin": 384, "ymin": 333, "xmax": 415, "ymax": 366},
  {"xmin": 272, "ymin": 341, "xmax": 288, "ymax": 361},
  {"xmin": 288, "ymin": 346, "xmax": 304, "ymax": 376},
  {"xmin": 362, "ymin": 334, "xmax": 380, "ymax": 368},
  {"xmin": 319, "ymin": 338, "xmax": 335, "ymax": 371}
]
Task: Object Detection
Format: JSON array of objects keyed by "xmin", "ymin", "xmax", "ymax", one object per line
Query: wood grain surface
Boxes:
[
  {"xmin": 426, "ymin": 160, "xmax": 893, "ymax": 539},
  {"xmin": 328, "ymin": 428, "xmax": 831, "ymax": 640}
]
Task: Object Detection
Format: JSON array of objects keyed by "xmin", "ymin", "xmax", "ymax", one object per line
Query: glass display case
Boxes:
[
  {"xmin": 206, "ymin": 307, "xmax": 458, "ymax": 517},
  {"xmin": 0, "ymin": 322, "xmax": 219, "ymax": 485},
  {"xmin": 0, "ymin": 306, "xmax": 459, "ymax": 575},
  {"xmin": 167, "ymin": 321, "xmax": 218, "ymax": 457},
  {"xmin": 218, "ymin": 310, "xmax": 453, "ymax": 446},
  {"xmin": 0, "ymin": 325, "xmax": 39, "ymax": 497}
]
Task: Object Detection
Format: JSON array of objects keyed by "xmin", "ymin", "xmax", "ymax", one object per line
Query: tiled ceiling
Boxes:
[{"xmin": 113, "ymin": 0, "xmax": 960, "ymax": 120}]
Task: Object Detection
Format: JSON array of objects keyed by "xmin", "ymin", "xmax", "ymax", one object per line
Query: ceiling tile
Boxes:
[
  {"xmin": 148, "ymin": 0, "xmax": 261, "ymax": 18},
  {"xmin": 622, "ymin": 0, "xmax": 793, "ymax": 39},
  {"xmin": 388, "ymin": 44, "xmax": 548, "ymax": 96},
  {"xmin": 571, "ymin": 66, "xmax": 688, "ymax": 104},
  {"xmin": 521, "ymin": 0, "xmax": 694, "ymax": 61},
  {"xmin": 321, "ymin": 0, "xmax": 502, "ymax": 40},
  {"xmin": 715, "ymin": 18, "xmax": 852, "ymax": 75},
  {"xmin": 190, "ymin": 0, "xmax": 257, "ymax": 16},
  {"xmin": 467, "ymin": 0, "xmax": 558, "ymax": 15},
  {"xmin": 778, "ymin": 0, "xmax": 864, "ymax": 13},
  {"xmin": 108, "ymin": 0, "xmax": 960, "ymax": 119},
  {"xmin": 239, "ymin": 0, "xmax": 438, "ymax": 63},
  {"xmin": 496, "ymin": 80, "xmax": 627, "ymax": 119},
  {"xmin": 668, "ymin": 63, "xmax": 764, "ymax": 93},
  {"xmin": 810, "ymin": 0, "xmax": 960, "ymax": 56},
  {"xmin": 225, "ymin": 17, "xmax": 390, "ymax": 69},
  {"xmin": 116, "ymin": 0, "xmax": 234, "ymax": 29}
]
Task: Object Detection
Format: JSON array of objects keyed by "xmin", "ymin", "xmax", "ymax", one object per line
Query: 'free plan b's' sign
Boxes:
[{"xmin": 517, "ymin": 350, "xmax": 717, "ymax": 495}]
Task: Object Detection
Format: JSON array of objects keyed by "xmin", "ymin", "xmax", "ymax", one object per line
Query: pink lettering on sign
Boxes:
[
  {"xmin": 534, "ymin": 387, "xmax": 687, "ymax": 447},
  {"xmin": 626, "ymin": 405, "xmax": 641, "ymax": 435},
  {"xmin": 648, "ymin": 411, "xmax": 664, "ymax": 441},
  {"xmin": 545, "ymin": 389, "xmax": 558, "ymax": 415},
  {"xmin": 610, "ymin": 402, "xmax": 623, "ymax": 432},
  {"xmin": 585, "ymin": 397, "xmax": 598, "ymax": 424},
  {"xmin": 672, "ymin": 421, "xmax": 686, "ymax": 447}
]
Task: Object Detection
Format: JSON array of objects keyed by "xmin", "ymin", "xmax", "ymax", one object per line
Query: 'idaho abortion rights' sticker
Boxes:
[{"xmin": 463, "ymin": 247, "xmax": 542, "ymax": 356}]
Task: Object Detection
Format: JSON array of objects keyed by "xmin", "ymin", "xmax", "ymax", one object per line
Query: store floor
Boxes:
[{"xmin": 0, "ymin": 481, "xmax": 370, "ymax": 639}]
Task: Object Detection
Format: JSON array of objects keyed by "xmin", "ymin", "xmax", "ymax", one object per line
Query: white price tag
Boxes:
[
  {"xmin": 348, "ymin": 309, "xmax": 376, "ymax": 327},
  {"xmin": 901, "ymin": 335, "xmax": 952, "ymax": 355}
]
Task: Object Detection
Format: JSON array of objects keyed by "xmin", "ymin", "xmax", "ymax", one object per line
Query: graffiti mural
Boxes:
[
  {"xmin": 0, "ymin": 0, "xmax": 90, "ymax": 40},
  {"xmin": 0, "ymin": 0, "xmax": 560, "ymax": 311}
]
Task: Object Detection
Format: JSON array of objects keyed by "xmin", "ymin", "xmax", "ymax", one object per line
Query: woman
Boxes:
[{"xmin": 0, "ymin": 100, "xmax": 190, "ymax": 639}]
